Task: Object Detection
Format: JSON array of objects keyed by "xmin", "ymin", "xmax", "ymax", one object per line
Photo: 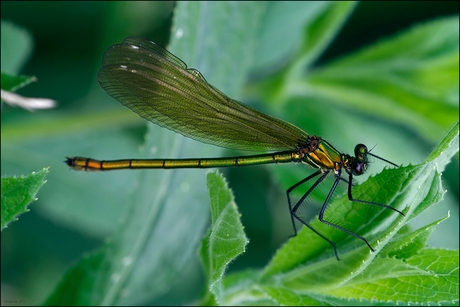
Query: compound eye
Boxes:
[
  {"xmin": 352, "ymin": 161, "xmax": 366, "ymax": 176},
  {"xmin": 354, "ymin": 144, "xmax": 368, "ymax": 158}
]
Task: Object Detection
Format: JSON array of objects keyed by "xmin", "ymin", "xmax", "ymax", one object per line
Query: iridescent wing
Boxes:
[{"xmin": 98, "ymin": 37, "xmax": 309, "ymax": 151}]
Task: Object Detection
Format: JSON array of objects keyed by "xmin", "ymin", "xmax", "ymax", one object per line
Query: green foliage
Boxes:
[
  {"xmin": 1, "ymin": 20, "xmax": 36, "ymax": 92},
  {"xmin": 214, "ymin": 123, "xmax": 457, "ymax": 306},
  {"xmin": 200, "ymin": 172, "xmax": 248, "ymax": 304},
  {"xmin": 46, "ymin": 3, "xmax": 263, "ymax": 305},
  {"xmin": 1, "ymin": 22, "xmax": 50, "ymax": 234},
  {"xmin": 1, "ymin": 2, "xmax": 458, "ymax": 306},
  {"xmin": 1, "ymin": 72, "xmax": 36, "ymax": 92},
  {"xmin": 305, "ymin": 17, "xmax": 459, "ymax": 142},
  {"xmin": 1, "ymin": 20, "xmax": 33, "ymax": 75},
  {"xmin": 1, "ymin": 168, "xmax": 48, "ymax": 230}
]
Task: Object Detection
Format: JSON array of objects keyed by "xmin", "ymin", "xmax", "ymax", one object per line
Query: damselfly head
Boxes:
[{"xmin": 349, "ymin": 144, "xmax": 369, "ymax": 176}]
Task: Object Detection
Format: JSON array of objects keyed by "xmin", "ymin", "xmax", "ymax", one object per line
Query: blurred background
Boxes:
[{"xmin": 1, "ymin": 1, "xmax": 458, "ymax": 305}]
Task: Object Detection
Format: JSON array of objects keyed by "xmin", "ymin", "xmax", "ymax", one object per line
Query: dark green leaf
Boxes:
[{"xmin": 1, "ymin": 72, "xmax": 36, "ymax": 92}]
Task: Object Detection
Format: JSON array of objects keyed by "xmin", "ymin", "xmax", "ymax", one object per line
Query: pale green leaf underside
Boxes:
[{"xmin": 201, "ymin": 171, "xmax": 249, "ymax": 303}]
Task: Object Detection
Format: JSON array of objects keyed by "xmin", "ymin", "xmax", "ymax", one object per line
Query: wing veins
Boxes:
[{"xmin": 98, "ymin": 37, "xmax": 310, "ymax": 151}]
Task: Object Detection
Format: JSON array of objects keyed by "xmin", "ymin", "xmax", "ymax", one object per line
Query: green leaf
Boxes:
[
  {"xmin": 45, "ymin": 2, "xmax": 264, "ymax": 305},
  {"xmin": 2, "ymin": 3, "xmax": 457, "ymax": 306},
  {"xmin": 253, "ymin": 2, "xmax": 356, "ymax": 73},
  {"xmin": 1, "ymin": 72, "xmax": 37, "ymax": 92},
  {"xmin": 200, "ymin": 171, "xmax": 248, "ymax": 304},
  {"xmin": 381, "ymin": 213, "xmax": 450, "ymax": 259},
  {"xmin": 1, "ymin": 20, "xmax": 34, "ymax": 75},
  {"xmin": 219, "ymin": 270, "xmax": 279, "ymax": 305},
  {"xmin": 1, "ymin": 168, "xmax": 48, "ymax": 230},
  {"xmin": 262, "ymin": 17, "xmax": 458, "ymax": 250},
  {"xmin": 171, "ymin": 1, "xmax": 266, "ymax": 98},
  {"xmin": 216, "ymin": 122, "xmax": 459, "ymax": 305},
  {"xmin": 319, "ymin": 249, "xmax": 458, "ymax": 305},
  {"xmin": 253, "ymin": 1, "xmax": 357, "ymax": 104},
  {"xmin": 305, "ymin": 17, "xmax": 459, "ymax": 142}
]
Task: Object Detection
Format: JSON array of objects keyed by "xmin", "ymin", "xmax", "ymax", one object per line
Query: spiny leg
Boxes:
[
  {"xmin": 318, "ymin": 170, "xmax": 374, "ymax": 252},
  {"xmin": 286, "ymin": 170, "xmax": 322, "ymax": 236},
  {"xmin": 347, "ymin": 173, "xmax": 405, "ymax": 217},
  {"xmin": 288, "ymin": 170, "xmax": 341, "ymax": 260}
]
